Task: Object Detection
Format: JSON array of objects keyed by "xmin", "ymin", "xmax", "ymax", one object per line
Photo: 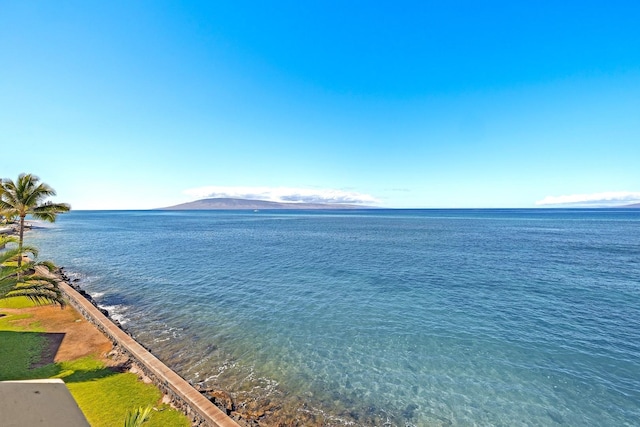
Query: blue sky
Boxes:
[{"xmin": 1, "ymin": 1, "xmax": 639, "ymax": 209}]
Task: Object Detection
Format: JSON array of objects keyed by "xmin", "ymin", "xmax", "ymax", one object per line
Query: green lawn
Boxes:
[{"xmin": 0, "ymin": 298, "xmax": 190, "ymax": 427}]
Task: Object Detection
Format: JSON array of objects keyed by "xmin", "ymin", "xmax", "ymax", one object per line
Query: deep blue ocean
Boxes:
[{"xmin": 29, "ymin": 209, "xmax": 640, "ymax": 426}]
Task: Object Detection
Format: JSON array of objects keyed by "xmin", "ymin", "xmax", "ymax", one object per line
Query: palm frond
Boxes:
[
  {"xmin": 30, "ymin": 202, "xmax": 71, "ymax": 222},
  {"xmin": 0, "ymin": 200, "xmax": 15, "ymax": 212},
  {"xmin": 0, "ymin": 246, "xmax": 66, "ymax": 308},
  {"xmin": 0, "ymin": 245, "xmax": 40, "ymax": 265},
  {"xmin": 36, "ymin": 260, "xmax": 57, "ymax": 271},
  {"xmin": 0, "ymin": 274, "xmax": 66, "ymax": 307},
  {"xmin": 2, "ymin": 286, "xmax": 66, "ymax": 307},
  {"xmin": 0, "ymin": 235, "xmax": 19, "ymax": 246}
]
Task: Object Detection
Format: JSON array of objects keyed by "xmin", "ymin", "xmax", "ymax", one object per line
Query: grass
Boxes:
[
  {"xmin": 59, "ymin": 357, "xmax": 190, "ymax": 427},
  {"xmin": 0, "ymin": 296, "xmax": 44, "ymax": 309},
  {"xmin": 0, "ymin": 330, "xmax": 62, "ymax": 380},
  {"xmin": 0, "ymin": 297, "xmax": 190, "ymax": 427}
]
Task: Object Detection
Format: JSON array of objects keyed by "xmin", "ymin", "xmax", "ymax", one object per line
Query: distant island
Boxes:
[
  {"xmin": 158, "ymin": 198, "xmax": 640, "ymax": 210},
  {"xmin": 159, "ymin": 198, "xmax": 375, "ymax": 210}
]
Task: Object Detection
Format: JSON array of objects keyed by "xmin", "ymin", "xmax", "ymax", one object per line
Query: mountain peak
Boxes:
[{"xmin": 158, "ymin": 198, "xmax": 374, "ymax": 210}]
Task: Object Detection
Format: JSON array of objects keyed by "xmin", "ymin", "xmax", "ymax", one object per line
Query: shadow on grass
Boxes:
[
  {"xmin": 32, "ymin": 332, "xmax": 65, "ymax": 368},
  {"xmin": 0, "ymin": 331, "xmax": 62, "ymax": 380},
  {"xmin": 61, "ymin": 366, "xmax": 121, "ymax": 383},
  {"xmin": 0, "ymin": 331, "xmax": 123, "ymax": 384}
]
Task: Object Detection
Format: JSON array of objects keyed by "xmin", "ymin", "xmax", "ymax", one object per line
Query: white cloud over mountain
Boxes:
[
  {"xmin": 535, "ymin": 191, "xmax": 640, "ymax": 207},
  {"xmin": 184, "ymin": 186, "xmax": 379, "ymax": 205}
]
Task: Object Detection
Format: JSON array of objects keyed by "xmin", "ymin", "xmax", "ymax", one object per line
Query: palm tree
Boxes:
[
  {"xmin": 0, "ymin": 174, "xmax": 70, "ymax": 267},
  {"xmin": 0, "ymin": 235, "xmax": 66, "ymax": 307}
]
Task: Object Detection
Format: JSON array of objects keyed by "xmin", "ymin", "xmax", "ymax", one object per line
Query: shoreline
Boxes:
[
  {"xmin": 55, "ymin": 266, "xmax": 364, "ymax": 427},
  {"xmin": 11, "ymin": 211, "xmax": 640, "ymax": 426},
  {"xmin": 53, "ymin": 267, "xmax": 243, "ymax": 427},
  {"xmin": 8, "ymin": 222, "xmax": 354, "ymax": 426},
  {"xmin": 12, "ymin": 219, "xmax": 387, "ymax": 426}
]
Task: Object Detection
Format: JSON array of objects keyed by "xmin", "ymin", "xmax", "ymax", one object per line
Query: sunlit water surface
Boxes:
[{"xmin": 29, "ymin": 209, "xmax": 640, "ymax": 426}]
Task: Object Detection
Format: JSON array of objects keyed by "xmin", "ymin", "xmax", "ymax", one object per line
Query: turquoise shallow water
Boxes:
[{"xmin": 29, "ymin": 209, "xmax": 640, "ymax": 426}]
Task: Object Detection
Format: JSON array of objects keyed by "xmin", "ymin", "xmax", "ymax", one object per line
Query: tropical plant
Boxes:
[
  {"xmin": 0, "ymin": 235, "xmax": 66, "ymax": 307},
  {"xmin": 124, "ymin": 405, "xmax": 153, "ymax": 427},
  {"xmin": 0, "ymin": 210, "xmax": 15, "ymax": 225},
  {"xmin": 0, "ymin": 173, "xmax": 70, "ymax": 267},
  {"xmin": 0, "ymin": 184, "xmax": 10, "ymax": 224}
]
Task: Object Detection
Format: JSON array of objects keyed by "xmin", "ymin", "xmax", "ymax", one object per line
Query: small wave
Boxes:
[
  {"xmin": 150, "ymin": 325, "xmax": 184, "ymax": 342},
  {"xmin": 98, "ymin": 304, "xmax": 128, "ymax": 324}
]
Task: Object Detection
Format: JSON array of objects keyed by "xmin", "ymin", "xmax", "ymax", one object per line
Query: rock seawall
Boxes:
[{"xmin": 54, "ymin": 268, "xmax": 242, "ymax": 427}]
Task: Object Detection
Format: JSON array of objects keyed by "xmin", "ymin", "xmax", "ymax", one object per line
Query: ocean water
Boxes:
[{"xmin": 28, "ymin": 209, "xmax": 640, "ymax": 426}]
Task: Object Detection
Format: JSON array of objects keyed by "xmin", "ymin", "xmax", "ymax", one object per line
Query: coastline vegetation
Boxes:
[
  {"xmin": 1, "ymin": 173, "xmax": 69, "ymax": 306},
  {"xmin": 0, "ymin": 297, "xmax": 190, "ymax": 426},
  {"xmin": 0, "ymin": 173, "xmax": 70, "ymax": 268},
  {"xmin": 0, "ymin": 173, "xmax": 190, "ymax": 427},
  {"xmin": 0, "ymin": 235, "xmax": 66, "ymax": 307}
]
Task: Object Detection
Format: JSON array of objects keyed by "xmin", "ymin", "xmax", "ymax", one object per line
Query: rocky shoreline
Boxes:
[
  {"xmin": 54, "ymin": 266, "xmax": 253, "ymax": 427},
  {"xmin": 54, "ymin": 267, "xmax": 308, "ymax": 427},
  {"xmin": 4, "ymin": 224, "xmax": 289, "ymax": 426},
  {"xmin": 54, "ymin": 266, "xmax": 349, "ymax": 427},
  {"xmin": 57, "ymin": 267, "xmax": 121, "ymax": 326},
  {"xmin": 8, "ymin": 224, "xmax": 362, "ymax": 426}
]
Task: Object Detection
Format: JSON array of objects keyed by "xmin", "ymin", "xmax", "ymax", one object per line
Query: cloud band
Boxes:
[
  {"xmin": 535, "ymin": 191, "xmax": 640, "ymax": 207},
  {"xmin": 183, "ymin": 186, "xmax": 378, "ymax": 205}
]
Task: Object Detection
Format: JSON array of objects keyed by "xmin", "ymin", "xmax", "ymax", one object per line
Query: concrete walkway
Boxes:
[{"xmin": 0, "ymin": 379, "xmax": 90, "ymax": 427}]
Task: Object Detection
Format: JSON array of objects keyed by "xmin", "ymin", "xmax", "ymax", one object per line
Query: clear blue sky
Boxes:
[{"xmin": 1, "ymin": 1, "xmax": 639, "ymax": 209}]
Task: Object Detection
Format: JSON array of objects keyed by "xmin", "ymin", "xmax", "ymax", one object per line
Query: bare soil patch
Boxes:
[{"xmin": 10, "ymin": 305, "xmax": 116, "ymax": 365}]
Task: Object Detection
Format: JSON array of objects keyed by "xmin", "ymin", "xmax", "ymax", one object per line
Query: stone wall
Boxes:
[{"xmin": 56, "ymin": 276, "xmax": 241, "ymax": 427}]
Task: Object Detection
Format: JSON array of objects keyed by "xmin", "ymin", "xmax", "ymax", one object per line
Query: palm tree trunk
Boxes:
[{"xmin": 18, "ymin": 215, "xmax": 25, "ymax": 268}]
